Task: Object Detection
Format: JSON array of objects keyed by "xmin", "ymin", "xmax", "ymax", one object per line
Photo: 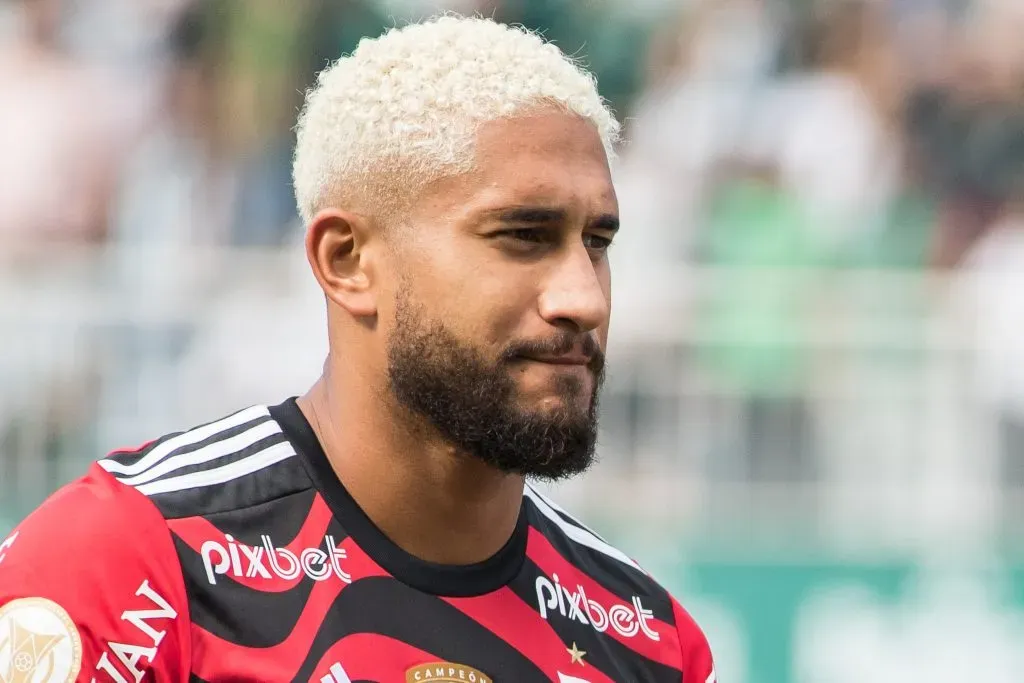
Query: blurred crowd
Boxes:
[
  {"xmin": 4, "ymin": 0, "xmax": 1018, "ymax": 258},
  {"xmin": 610, "ymin": 0, "xmax": 1024, "ymax": 490},
  {"xmin": 1, "ymin": 0, "xmax": 1023, "ymax": 519},
  {"xmin": 0, "ymin": 0, "xmax": 666, "ymax": 256}
]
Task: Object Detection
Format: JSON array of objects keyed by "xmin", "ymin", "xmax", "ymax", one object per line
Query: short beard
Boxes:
[{"xmin": 386, "ymin": 290, "xmax": 604, "ymax": 481}]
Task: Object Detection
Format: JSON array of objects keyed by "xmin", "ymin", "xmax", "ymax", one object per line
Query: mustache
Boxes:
[{"xmin": 502, "ymin": 332, "xmax": 604, "ymax": 371}]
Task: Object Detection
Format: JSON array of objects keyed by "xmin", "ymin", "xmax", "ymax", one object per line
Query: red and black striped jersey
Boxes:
[{"xmin": 0, "ymin": 399, "xmax": 715, "ymax": 683}]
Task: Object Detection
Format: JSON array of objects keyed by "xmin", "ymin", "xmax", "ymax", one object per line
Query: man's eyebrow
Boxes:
[
  {"xmin": 590, "ymin": 213, "xmax": 620, "ymax": 233},
  {"xmin": 485, "ymin": 207, "xmax": 567, "ymax": 224},
  {"xmin": 484, "ymin": 206, "xmax": 619, "ymax": 232}
]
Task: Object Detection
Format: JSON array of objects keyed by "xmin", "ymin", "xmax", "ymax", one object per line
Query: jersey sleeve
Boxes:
[
  {"xmin": 672, "ymin": 597, "xmax": 716, "ymax": 683},
  {"xmin": 0, "ymin": 463, "xmax": 191, "ymax": 683}
]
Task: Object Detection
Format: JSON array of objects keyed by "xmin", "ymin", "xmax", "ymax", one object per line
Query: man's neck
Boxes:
[{"xmin": 296, "ymin": 377, "xmax": 525, "ymax": 566}]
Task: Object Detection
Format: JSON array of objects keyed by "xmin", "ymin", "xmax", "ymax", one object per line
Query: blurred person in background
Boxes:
[
  {"xmin": 909, "ymin": 0, "xmax": 1024, "ymax": 269},
  {"xmin": 110, "ymin": 1, "xmax": 235, "ymax": 255},
  {"xmin": 606, "ymin": 0, "xmax": 788, "ymax": 474},
  {"xmin": 956, "ymin": 189, "xmax": 1024, "ymax": 492},
  {"xmin": 97, "ymin": 1, "xmax": 239, "ymax": 448},
  {"xmin": 0, "ymin": 15, "xmax": 715, "ymax": 683},
  {"xmin": 945, "ymin": 0, "xmax": 1024, "ymax": 495},
  {"xmin": 771, "ymin": 0, "xmax": 904, "ymax": 253},
  {"xmin": 614, "ymin": 0, "xmax": 905, "ymax": 484},
  {"xmin": 0, "ymin": 0, "xmax": 147, "ymax": 521},
  {"xmin": 0, "ymin": 0, "xmax": 129, "ymax": 260},
  {"xmin": 718, "ymin": 0, "xmax": 904, "ymax": 488},
  {"xmin": 218, "ymin": 0, "xmax": 317, "ymax": 247},
  {"xmin": 156, "ymin": 0, "xmax": 389, "ymax": 427},
  {"xmin": 693, "ymin": 154, "xmax": 823, "ymax": 483},
  {"xmin": 614, "ymin": 0, "xmax": 782, "ymax": 269}
]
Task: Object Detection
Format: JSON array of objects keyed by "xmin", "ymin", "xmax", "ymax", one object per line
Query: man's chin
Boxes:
[
  {"xmin": 512, "ymin": 450, "xmax": 597, "ymax": 482},
  {"xmin": 484, "ymin": 424, "xmax": 598, "ymax": 481}
]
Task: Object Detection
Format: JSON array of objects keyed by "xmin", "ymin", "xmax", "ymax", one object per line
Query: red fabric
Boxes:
[
  {"xmin": 445, "ymin": 587, "xmax": 617, "ymax": 683},
  {"xmin": 0, "ymin": 464, "xmax": 191, "ymax": 683},
  {"xmin": 672, "ymin": 596, "xmax": 716, "ymax": 683}
]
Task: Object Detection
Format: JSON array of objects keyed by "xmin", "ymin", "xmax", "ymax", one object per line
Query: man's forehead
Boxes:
[
  {"xmin": 475, "ymin": 115, "xmax": 613, "ymax": 193},
  {"xmin": 474, "ymin": 109, "xmax": 608, "ymax": 154},
  {"xmin": 462, "ymin": 175, "xmax": 618, "ymax": 219},
  {"xmin": 402, "ymin": 115, "xmax": 616, "ymax": 223}
]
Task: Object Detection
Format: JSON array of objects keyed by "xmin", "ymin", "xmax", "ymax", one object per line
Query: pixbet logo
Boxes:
[
  {"xmin": 201, "ymin": 534, "xmax": 351, "ymax": 585},
  {"xmin": 535, "ymin": 574, "xmax": 660, "ymax": 641}
]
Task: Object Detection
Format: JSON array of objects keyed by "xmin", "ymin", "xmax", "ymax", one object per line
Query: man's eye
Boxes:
[
  {"xmin": 583, "ymin": 234, "xmax": 613, "ymax": 251},
  {"xmin": 503, "ymin": 228, "xmax": 547, "ymax": 244}
]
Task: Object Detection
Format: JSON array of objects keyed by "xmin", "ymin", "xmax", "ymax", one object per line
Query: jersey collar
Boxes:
[{"xmin": 270, "ymin": 397, "xmax": 528, "ymax": 597}]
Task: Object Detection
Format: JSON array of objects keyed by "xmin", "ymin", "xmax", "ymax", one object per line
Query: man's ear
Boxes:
[{"xmin": 305, "ymin": 209, "xmax": 378, "ymax": 318}]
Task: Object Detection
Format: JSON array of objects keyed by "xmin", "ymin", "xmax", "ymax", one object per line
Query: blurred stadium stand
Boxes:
[{"xmin": 2, "ymin": 0, "xmax": 1023, "ymax": 681}]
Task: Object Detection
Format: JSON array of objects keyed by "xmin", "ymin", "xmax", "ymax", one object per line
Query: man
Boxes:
[{"xmin": 0, "ymin": 16, "xmax": 715, "ymax": 683}]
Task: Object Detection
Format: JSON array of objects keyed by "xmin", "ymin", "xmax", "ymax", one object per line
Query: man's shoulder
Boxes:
[
  {"xmin": 1, "ymin": 401, "xmax": 319, "ymax": 594},
  {"xmin": 0, "ymin": 454, "xmax": 194, "ymax": 683},
  {"xmin": 522, "ymin": 484, "xmax": 668, "ymax": 599},
  {"xmin": 2, "ymin": 463, "xmax": 171, "ymax": 574},
  {"xmin": 97, "ymin": 403, "xmax": 314, "ymax": 520}
]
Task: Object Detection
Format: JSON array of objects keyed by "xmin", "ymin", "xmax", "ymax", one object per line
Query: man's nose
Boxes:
[{"xmin": 536, "ymin": 248, "xmax": 609, "ymax": 333}]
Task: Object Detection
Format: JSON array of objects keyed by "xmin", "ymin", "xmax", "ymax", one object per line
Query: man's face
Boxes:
[{"xmin": 383, "ymin": 110, "xmax": 617, "ymax": 480}]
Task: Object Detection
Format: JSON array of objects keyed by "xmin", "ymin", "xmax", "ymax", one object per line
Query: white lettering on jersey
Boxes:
[
  {"xmin": 201, "ymin": 534, "xmax": 351, "ymax": 585},
  {"xmin": 0, "ymin": 531, "xmax": 18, "ymax": 564},
  {"xmin": 535, "ymin": 574, "xmax": 660, "ymax": 641},
  {"xmin": 91, "ymin": 580, "xmax": 177, "ymax": 683}
]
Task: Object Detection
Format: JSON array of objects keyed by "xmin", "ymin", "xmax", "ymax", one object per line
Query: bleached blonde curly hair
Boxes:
[{"xmin": 292, "ymin": 15, "xmax": 620, "ymax": 224}]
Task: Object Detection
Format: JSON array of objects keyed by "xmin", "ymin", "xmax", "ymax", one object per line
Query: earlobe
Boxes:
[{"xmin": 305, "ymin": 209, "xmax": 378, "ymax": 318}]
